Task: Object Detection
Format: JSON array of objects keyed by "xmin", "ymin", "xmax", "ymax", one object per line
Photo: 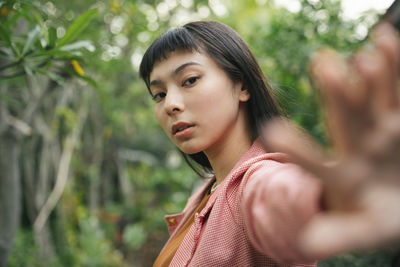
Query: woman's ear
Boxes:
[{"xmin": 239, "ymin": 87, "xmax": 250, "ymax": 102}]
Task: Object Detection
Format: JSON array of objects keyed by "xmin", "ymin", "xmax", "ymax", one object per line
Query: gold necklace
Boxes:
[{"xmin": 210, "ymin": 181, "xmax": 220, "ymax": 193}]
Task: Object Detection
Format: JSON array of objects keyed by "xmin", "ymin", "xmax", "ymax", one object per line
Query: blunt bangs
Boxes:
[{"xmin": 139, "ymin": 27, "xmax": 199, "ymax": 89}]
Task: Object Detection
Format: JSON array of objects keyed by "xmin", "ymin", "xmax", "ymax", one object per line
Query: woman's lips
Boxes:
[
  {"xmin": 175, "ymin": 125, "xmax": 195, "ymax": 139},
  {"xmin": 172, "ymin": 122, "xmax": 195, "ymax": 139}
]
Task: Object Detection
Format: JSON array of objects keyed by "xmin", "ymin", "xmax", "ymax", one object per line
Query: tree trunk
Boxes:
[{"xmin": 0, "ymin": 129, "xmax": 21, "ymax": 267}]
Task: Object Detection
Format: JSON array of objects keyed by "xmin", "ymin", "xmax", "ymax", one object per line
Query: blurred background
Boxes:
[{"xmin": 0, "ymin": 0, "xmax": 398, "ymax": 266}]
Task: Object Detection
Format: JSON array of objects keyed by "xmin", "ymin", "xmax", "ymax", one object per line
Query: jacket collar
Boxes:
[{"xmin": 165, "ymin": 138, "xmax": 269, "ymax": 234}]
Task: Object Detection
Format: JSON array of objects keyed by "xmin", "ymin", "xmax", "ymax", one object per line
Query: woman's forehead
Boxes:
[{"xmin": 149, "ymin": 50, "xmax": 213, "ymax": 79}]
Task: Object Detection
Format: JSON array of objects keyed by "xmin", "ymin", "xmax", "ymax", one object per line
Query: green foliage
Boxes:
[
  {"xmin": 8, "ymin": 230, "xmax": 41, "ymax": 267},
  {"xmin": 3, "ymin": 0, "xmax": 394, "ymax": 266},
  {"xmin": 318, "ymin": 250, "xmax": 400, "ymax": 267},
  {"xmin": 221, "ymin": 0, "xmax": 378, "ymax": 143},
  {"xmin": 75, "ymin": 216, "xmax": 125, "ymax": 267},
  {"xmin": 0, "ymin": 1, "xmax": 96, "ymax": 83},
  {"xmin": 53, "ymin": 106, "xmax": 78, "ymax": 135},
  {"xmin": 57, "ymin": 9, "xmax": 98, "ymax": 48},
  {"xmin": 123, "ymin": 223, "xmax": 147, "ymax": 250},
  {"xmin": 53, "ymin": 188, "xmax": 126, "ymax": 267}
]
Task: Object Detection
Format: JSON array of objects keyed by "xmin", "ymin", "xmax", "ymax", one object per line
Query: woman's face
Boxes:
[{"xmin": 149, "ymin": 50, "xmax": 250, "ymax": 155}]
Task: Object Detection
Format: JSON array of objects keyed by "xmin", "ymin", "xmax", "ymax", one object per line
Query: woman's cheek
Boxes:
[{"xmin": 155, "ymin": 108, "xmax": 169, "ymax": 135}]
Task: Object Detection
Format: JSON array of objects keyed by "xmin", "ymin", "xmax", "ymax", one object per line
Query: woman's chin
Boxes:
[
  {"xmin": 179, "ymin": 147, "xmax": 203, "ymax": 155},
  {"xmin": 176, "ymin": 142, "xmax": 205, "ymax": 155}
]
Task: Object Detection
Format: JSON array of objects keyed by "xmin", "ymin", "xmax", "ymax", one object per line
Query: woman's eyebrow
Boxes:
[
  {"xmin": 150, "ymin": 61, "xmax": 201, "ymax": 87},
  {"xmin": 174, "ymin": 61, "xmax": 201, "ymax": 75},
  {"xmin": 150, "ymin": 79, "xmax": 161, "ymax": 87}
]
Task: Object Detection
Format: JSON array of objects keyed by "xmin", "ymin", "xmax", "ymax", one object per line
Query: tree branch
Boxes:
[
  {"xmin": 0, "ymin": 70, "xmax": 25, "ymax": 79},
  {"xmin": 33, "ymin": 92, "xmax": 89, "ymax": 233},
  {"xmin": 0, "ymin": 60, "xmax": 22, "ymax": 71},
  {"xmin": 7, "ymin": 115, "xmax": 32, "ymax": 136},
  {"xmin": 0, "ymin": 61, "xmax": 51, "ymax": 80}
]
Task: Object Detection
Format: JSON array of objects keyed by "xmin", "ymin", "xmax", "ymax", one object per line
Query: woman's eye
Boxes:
[
  {"xmin": 183, "ymin": 77, "xmax": 199, "ymax": 87},
  {"xmin": 152, "ymin": 92, "xmax": 166, "ymax": 102}
]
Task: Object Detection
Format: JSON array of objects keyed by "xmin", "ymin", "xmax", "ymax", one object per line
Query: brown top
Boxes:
[{"xmin": 153, "ymin": 190, "xmax": 212, "ymax": 267}]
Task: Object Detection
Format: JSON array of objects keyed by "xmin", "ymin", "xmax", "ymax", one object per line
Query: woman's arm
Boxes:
[
  {"xmin": 263, "ymin": 23, "xmax": 400, "ymax": 259},
  {"xmin": 242, "ymin": 160, "xmax": 322, "ymax": 264}
]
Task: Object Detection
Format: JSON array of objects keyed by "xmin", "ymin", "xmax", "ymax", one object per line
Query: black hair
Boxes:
[{"xmin": 139, "ymin": 21, "xmax": 281, "ymax": 176}]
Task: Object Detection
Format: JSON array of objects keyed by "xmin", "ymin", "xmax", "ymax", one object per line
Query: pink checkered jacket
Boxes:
[{"xmin": 162, "ymin": 140, "xmax": 322, "ymax": 266}]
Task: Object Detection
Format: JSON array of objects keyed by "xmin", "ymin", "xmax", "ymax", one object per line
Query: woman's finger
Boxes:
[
  {"xmin": 262, "ymin": 119, "xmax": 332, "ymax": 182},
  {"xmin": 362, "ymin": 112, "xmax": 400, "ymax": 175},
  {"xmin": 311, "ymin": 50, "xmax": 369, "ymax": 154},
  {"xmin": 372, "ymin": 23, "xmax": 400, "ymax": 111},
  {"xmin": 299, "ymin": 185, "xmax": 400, "ymax": 259},
  {"xmin": 355, "ymin": 47, "xmax": 396, "ymax": 116},
  {"xmin": 298, "ymin": 212, "xmax": 378, "ymax": 260},
  {"xmin": 263, "ymin": 118, "xmax": 370, "ymax": 208}
]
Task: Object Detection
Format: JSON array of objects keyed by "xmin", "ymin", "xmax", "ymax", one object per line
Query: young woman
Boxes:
[{"xmin": 139, "ymin": 21, "xmax": 400, "ymax": 266}]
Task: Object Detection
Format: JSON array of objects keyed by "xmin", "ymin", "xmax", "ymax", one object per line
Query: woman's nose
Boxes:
[{"xmin": 165, "ymin": 89, "xmax": 184, "ymax": 115}]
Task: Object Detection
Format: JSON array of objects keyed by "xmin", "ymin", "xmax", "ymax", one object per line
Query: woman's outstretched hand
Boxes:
[{"xmin": 263, "ymin": 23, "xmax": 400, "ymax": 260}]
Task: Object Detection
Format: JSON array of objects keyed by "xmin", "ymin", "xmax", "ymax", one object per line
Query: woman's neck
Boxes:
[{"xmin": 204, "ymin": 112, "xmax": 252, "ymax": 185}]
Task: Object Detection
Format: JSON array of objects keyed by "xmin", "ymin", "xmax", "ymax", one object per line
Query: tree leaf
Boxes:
[
  {"xmin": 32, "ymin": 9, "xmax": 47, "ymax": 47},
  {"xmin": 77, "ymin": 74, "xmax": 98, "ymax": 88},
  {"xmin": 0, "ymin": 23, "xmax": 19, "ymax": 56},
  {"xmin": 64, "ymin": 68, "xmax": 98, "ymax": 88},
  {"xmin": 31, "ymin": 49, "xmax": 82, "ymax": 58},
  {"xmin": 0, "ymin": 48, "xmax": 8, "ymax": 58},
  {"xmin": 0, "ymin": 23, "xmax": 12, "ymax": 47},
  {"xmin": 59, "ymin": 40, "xmax": 95, "ymax": 52},
  {"xmin": 48, "ymin": 27, "xmax": 57, "ymax": 48},
  {"xmin": 22, "ymin": 25, "xmax": 41, "ymax": 56},
  {"xmin": 24, "ymin": 65, "xmax": 34, "ymax": 76},
  {"xmin": 56, "ymin": 9, "xmax": 98, "ymax": 48},
  {"xmin": 36, "ymin": 68, "xmax": 65, "ymax": 85}
]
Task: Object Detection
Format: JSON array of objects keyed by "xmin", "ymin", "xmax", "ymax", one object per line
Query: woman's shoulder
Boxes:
[
  {"xmin": 236, "ymin": 144, "xmax": 322, "ymax": 200},
  {"xmin": 244, "ymin": 156, "xmax": 319, "ymax": 189}
]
